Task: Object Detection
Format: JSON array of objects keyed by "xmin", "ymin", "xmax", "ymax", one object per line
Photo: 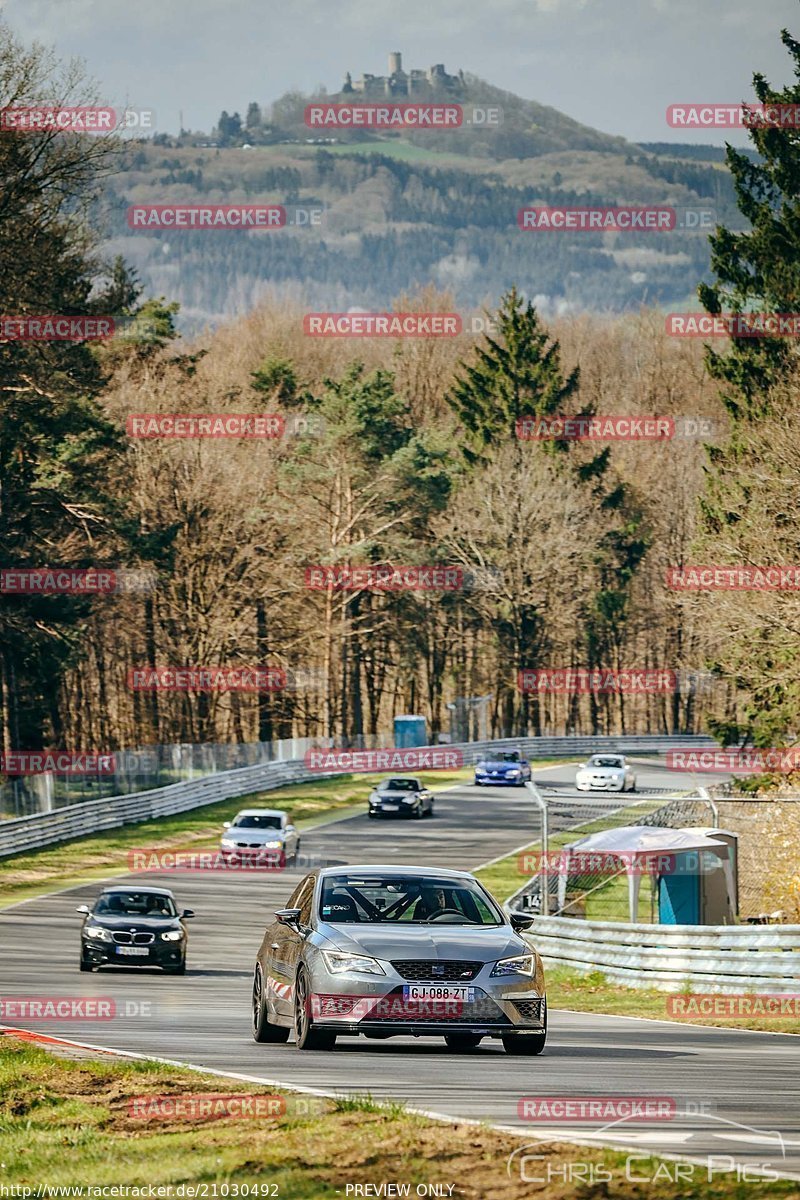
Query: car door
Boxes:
[{"xmin": 267, "ymin": 874, "xmax": 315, "ymax": 1019}]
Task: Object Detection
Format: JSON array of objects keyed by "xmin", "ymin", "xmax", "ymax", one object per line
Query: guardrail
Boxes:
[
  {"xmin": 521, "ymin": 914, "xmax": 800, "ymax": 994},
  {"xmin": 0, "ymin": 733, "xmax": 717, "ymax": 859}
]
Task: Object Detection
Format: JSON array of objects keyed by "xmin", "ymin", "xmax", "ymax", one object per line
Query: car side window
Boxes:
[{"xmin": 295, "ymin": 875, "xmax": 316, "ymax": 925}]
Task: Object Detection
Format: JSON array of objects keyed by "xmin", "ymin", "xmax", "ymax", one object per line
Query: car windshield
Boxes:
[
  {"xmin": 589, "ymin": 757, "xmax": 623, "ymax": 768},
  {"xmin": 95, "ymin": 892, "xmax": 177, "ymax": 918},
  {"xmin": 232, "ymin": 814, "xmax": 282, "ymax": 829},
  {"xmin": 381, "ymin": 779, "xmax": 418, "ymax": 791},
  {"xmin": 499, "ymin": 752, "xmax": 520, "ymax": 762},
  {"xmin": 319, "ymin": 875, "xmax": 502, "ymax": 925}
]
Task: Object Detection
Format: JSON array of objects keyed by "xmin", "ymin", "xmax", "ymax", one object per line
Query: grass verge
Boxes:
[{"xmin": 1, "ymin": 1035, "xmax": 796, "ymax": 1198}]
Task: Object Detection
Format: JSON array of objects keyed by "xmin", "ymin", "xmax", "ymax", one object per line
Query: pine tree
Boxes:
[{"xmin": 698, "ymin": 26, "xmax": 800, "ymax": 419}]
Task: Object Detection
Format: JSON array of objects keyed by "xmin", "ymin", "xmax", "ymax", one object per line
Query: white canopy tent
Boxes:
[{"xmin": 556, "ymin": 825, "xmax": 736, "ymax": 923}]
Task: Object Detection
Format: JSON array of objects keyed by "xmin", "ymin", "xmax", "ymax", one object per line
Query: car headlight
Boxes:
[
  {"xmin": 84, "ymin": 925, "xmax": 112, "ymax": 942},
  {"xmin": 321, "ymin": 950, "xmax": 385, "ymax": 976},
  {"xmin": 401, "ymin": 795, "xmax": 418, "ymax": 803},
  {"xmin": 259, "ymin": 840, "xmax": 282, "ymax": 849},
  {"xmin": 161, "ymin": 930, "xmax": 184, "ymax": 941},
  {"xmin": 491, "ymin": 954, "xmax": 535, "ymax": 977},
  {"xmin": 507, "ymin": 769, "xmax": 520, "ymax": 777},
  {"xmin": 221, "ymin": 838, "xmax": 237, "ymax": 848}
]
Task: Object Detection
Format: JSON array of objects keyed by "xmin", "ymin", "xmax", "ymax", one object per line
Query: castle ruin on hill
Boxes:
[{"xmin": 341, "ymin": 53, "xmax": 464, "ymax": 99}]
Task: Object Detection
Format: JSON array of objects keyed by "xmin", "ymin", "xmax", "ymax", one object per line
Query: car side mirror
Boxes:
[
  {"xmin": 223, "ymin": 821, "xmax": 231, "ymax": 829},
  {"xmin": 75, "ymin": 904, "xmax": 91, "ymax": 916},
  {"xmin": 509, "ymin": 910, "xmax": 535, "ymax": 931},
  {"xmin": 275, "ymin": 906, "xmax": 302, "ymax": 929},
  {"xmin": 181, "ymin": 909, "xmax": 195, "ymax": 919},
  {"xmin": 285, "ymin": 824, "xmax": 295, "ymax": 832}
]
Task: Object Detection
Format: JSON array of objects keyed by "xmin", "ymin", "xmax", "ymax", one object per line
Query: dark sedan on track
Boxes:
[
  {"xmin": 77, "ymin": 885, "xmax": 194, "ymax": 974},
  {"xmin": 367, "ymin": 777, "xmax": 434, "ymax": 819},
  {"xmin": 252, "ymin": 865, "xmax": 547, "ymax": 1054}
]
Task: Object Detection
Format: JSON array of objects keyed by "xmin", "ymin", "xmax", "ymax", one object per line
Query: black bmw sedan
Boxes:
[{"xmin": 77, "ymin": 886, "xmax": 194, "ymax": 974}]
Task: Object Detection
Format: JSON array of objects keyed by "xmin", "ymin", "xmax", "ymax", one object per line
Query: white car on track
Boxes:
[{"xmin": 575, "ymin": 754, "xmax": 636, "ymax": 792}]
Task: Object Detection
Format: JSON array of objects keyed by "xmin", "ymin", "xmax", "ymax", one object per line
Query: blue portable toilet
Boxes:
[{"xmin": 394, "ymin": 715, "xmax": 427, "ymax": 748}]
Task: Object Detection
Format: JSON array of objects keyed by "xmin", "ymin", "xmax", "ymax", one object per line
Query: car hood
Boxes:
[
  {"xmin": 86, "ymin": 914, "xmax": 181, "ymax": 932},
  {"xmin": 223, "ymin": 828, "xmax": 285, "ymax": 842},
  {"xmin": 317, "ymin": 922, "xmax": 528, "ymax": 962},
  {"xmin": 478, "ymin": 760, "xmax": 523, "ymax": 771},
  {"xmin": 375, "ymin": 789, "xmax": 419, "ymax": 798},
  {"xmin": 579, "ymin": 765, "xmax": 623, "ymax": 774}
]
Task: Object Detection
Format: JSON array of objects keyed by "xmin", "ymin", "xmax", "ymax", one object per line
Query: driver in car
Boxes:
[{"xmin": 416, "ymin": 886, "xmax": 448, "ymax": 919}]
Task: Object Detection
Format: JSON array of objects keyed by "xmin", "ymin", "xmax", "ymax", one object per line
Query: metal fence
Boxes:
[
  {"xmin": 523, "ymin": 914, "xmax": 800, "ymax": 994},
  {"xmin": 0, "ymin": 733, "xmax": 718, "ymax": 857}
]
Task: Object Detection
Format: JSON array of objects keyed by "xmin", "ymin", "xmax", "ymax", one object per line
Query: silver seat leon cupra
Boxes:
[{"xmin": 252, "ymin": 864, "xmax": 547, "ymax": 1054}]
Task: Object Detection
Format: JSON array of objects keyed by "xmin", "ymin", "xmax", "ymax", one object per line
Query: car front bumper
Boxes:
[
  {"xmin": 368, "ymin": 801, "xmax": 421, "ymax": 816},
  {"xmin": 474, "ymin": 773, "xmax": 525, "ymax": 786},
  {"xmin": 82, "ymin": 939, "xmax": 184, "ymax": 968}
]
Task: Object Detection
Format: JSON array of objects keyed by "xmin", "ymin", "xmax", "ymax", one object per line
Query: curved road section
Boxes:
[{"xmin": 1, "ymin": 760, "xmax": 798, "ymax": 1181}]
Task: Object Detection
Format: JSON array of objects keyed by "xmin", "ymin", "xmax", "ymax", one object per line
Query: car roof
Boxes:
[
  {"xmin": 233, "ymin": 808, "xmax": 286, "ymax": 817},
  {"xmin": 318, "ymin": 864, "xmax": 474, "ymax": 880},
  {"xmin": 378, "ymin": 775, "xmax": 421, "ymax": 782},
  {"xmin": 100, "ymin": 885, "xmax": 176, "ymax": 897}
]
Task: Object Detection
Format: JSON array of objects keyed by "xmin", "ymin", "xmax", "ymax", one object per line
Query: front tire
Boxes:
[
  {"xmin": 252, "ymin": 964, "xmax": 290, "ymax": 1043},
  {"xmin": 164, "ymin": 957, "xmax": 186, "ymax": 976},
  {"xmin": 502, "ymin": 1009, "xmax": 547, "ymax": 1056},
  {"xmin": 79, "ymin": 955, "xmax": 93, "ymax": 973},
  {"xmin": 294, "ymin": 969, "xmax": 336, "ymax": 1050}
]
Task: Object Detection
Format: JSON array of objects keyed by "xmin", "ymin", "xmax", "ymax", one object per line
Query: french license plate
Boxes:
[
  {"xmin": 381, "ymin": 804, "xmax": 398, "ymax": 811},
  {"xmin": 116, "ymin": 945, "xmax": 149, "ymax": 956},
  {"xmin": 402, "ymin": 984, "xmax": 475, "ymax": 1002}
]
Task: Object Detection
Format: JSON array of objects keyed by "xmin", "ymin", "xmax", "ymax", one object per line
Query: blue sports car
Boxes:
[{"xmin": 474, "ymin": 750, "xmax": 532, "ymax": 787}]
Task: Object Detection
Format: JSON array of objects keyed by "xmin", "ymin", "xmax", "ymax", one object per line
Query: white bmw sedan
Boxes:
[{"xmin": 575, "ymin": 754, "xmax": 636, "ymax": 792}]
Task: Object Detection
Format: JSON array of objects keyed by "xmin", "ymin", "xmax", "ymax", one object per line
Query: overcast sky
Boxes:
[{"xmin": 3, "ymin": 0, "xmax": 798, "ymax": 144}]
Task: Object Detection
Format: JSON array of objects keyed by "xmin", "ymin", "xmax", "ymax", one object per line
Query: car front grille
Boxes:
[
  {"xmin": 390, "ymin": 959, "xmax": 482, "ymax": 982},
  {"xmin": 512, "ymin": 999, "xmax": 545, "ymax": 1021},
  {"xmin": 111, "ymin": 931, "xmax": 155, "ymax": 945}
]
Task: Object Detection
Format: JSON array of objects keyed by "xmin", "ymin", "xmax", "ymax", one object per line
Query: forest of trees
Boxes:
[{"xmin": 2, "ymin": 18, "xmax": 800, "ymax": 758}]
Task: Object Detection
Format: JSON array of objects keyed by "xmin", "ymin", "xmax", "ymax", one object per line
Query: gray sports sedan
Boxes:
[{"xmin": 252, "ymin": 865, "xmax": 547, "ymax": 1055}]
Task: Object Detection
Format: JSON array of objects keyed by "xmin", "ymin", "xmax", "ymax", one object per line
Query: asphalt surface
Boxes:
[{"xmin": 2, "ymin": 757, "xmax": 799, "ymax": 1182}]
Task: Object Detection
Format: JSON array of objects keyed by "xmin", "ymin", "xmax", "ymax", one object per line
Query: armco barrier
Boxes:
[
  {"xmin": 520, "ymin": 914, "xmax": 800, "ymax": 994},
  {"xmin": 0, "ymin": 733, "xmax": 717, "ymax": 859}
]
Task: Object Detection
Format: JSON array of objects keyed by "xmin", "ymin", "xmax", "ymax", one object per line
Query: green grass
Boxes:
[
  {"xmin": 0, "ymin": 768, "xmax": 472, "ymax": 909},
  {"xmin": 2, "ymin": 1036, "xmax": 796, "ymax": 1197},
  {"xmin": 547, "ymin": 966, "xmax": 800, "ymax": 1034}
]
